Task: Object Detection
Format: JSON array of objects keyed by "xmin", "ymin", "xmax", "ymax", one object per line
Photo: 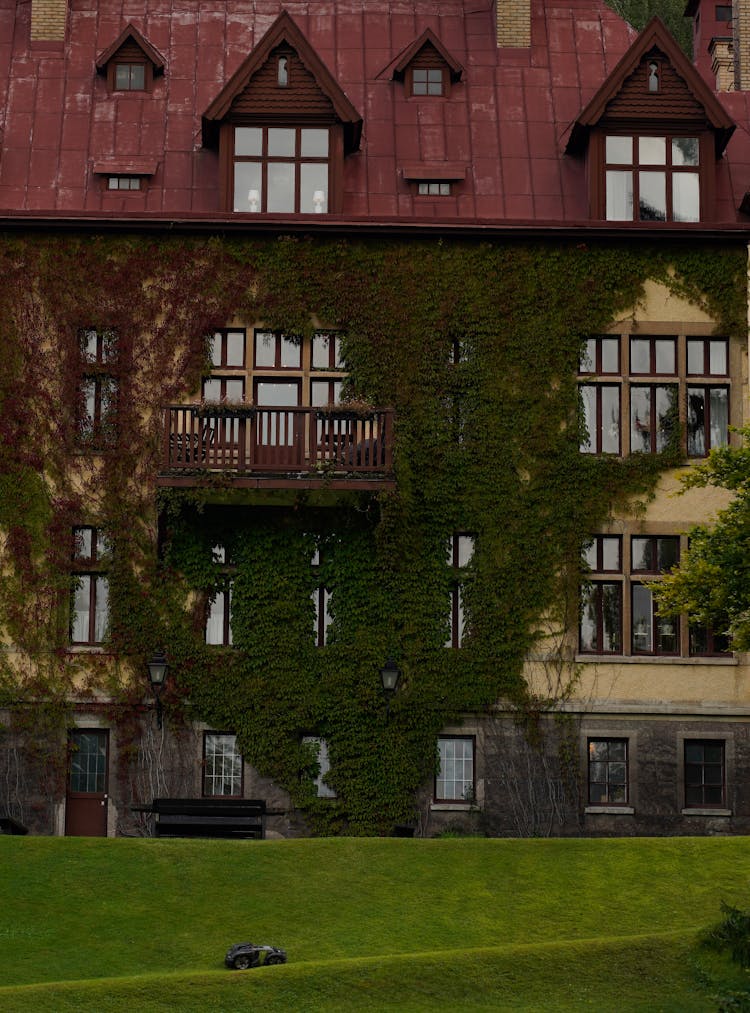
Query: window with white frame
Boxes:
[
  {"xmin": 203, "ymin": 732, "xmax": 243, "ymax": 796},
  {"xmin": 302, "ymin": 736, "xmax": 336, "ymax": 797},
  {"xmin": 435, "ymin": 736, "xmax": 475, "ymax": 802}
]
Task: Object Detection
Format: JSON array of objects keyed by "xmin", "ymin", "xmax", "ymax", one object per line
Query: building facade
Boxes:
[{"xmin": 1, "ymin": 0, "xmax": 750, "ymax": 837}]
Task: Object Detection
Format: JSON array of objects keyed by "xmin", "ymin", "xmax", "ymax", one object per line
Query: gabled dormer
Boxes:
[
  {"xmin": 566, "ymin": 17, "xmax": 734, "ymax": 223},
  {"xmin": 95, "ymin": 24, "xmax": 166, "ymax": 93},
  {"xmin": 390, "ymin": 29, "xmax": 463, "ymax": 98},
  {"xmin": 202, "ymin": 12, "xmax": 362, "ymax": 215}
]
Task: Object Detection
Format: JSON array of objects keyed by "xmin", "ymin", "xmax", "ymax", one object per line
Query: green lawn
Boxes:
[{"xmin": 1, "ymin": 835, "xmax": 748, "ymax": 1010}]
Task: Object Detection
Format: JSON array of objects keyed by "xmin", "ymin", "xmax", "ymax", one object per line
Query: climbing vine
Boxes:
[{"xmin": 0, "ymin": 233, "xmax": 744, "ymax": 833}]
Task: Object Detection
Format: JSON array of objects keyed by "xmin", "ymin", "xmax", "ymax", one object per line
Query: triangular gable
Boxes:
[
  {"xmin": 566, "ymin": 17, "xmax": 734, "ymax": 155},
  {"xmin": 202, "ymin": 11, "xmax": 362, "ymax": 153},
  {"xmin": 388, "ymin": 29, "xmax": 463, "ymax": 82},
  {"xmin": 95, "ymin": 24, "xmax": 165, "ymax": 75}
]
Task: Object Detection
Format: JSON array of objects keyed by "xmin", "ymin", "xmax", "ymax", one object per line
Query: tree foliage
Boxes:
[
  {"xmin": 608, "ymin": 0, "xmax": 693, "ymax": 54},
  {"xmin": 653, "ymin": 427, "xmax": 750, "ymax": 650}
]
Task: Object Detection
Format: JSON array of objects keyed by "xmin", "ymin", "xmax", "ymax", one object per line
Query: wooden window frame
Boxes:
[
  {"xmin": 222, "ymin": 123, "xmax": 344, "ymax": 214},
  {"xmin": 70, "ymin": 573, "xmax": 109, "ymax": 645},
  {"xmin": 579, "ymin": 582, "xmax": 623, "ymax": 654},
  {"xmin": 107, "ymin": 60, "xmax": 152, "ymax": 93},
  {"xmin": 588, "ymin": 737, "xmax": 629, "ymax": 805},
  {"xmin": 684, "ymin": 739, "xmax": 726, "ymax": 808},
  {"xmin": 408, "ymin": 66, "xmax": 448, "ymax": 98},
  {"xmin": 591, "ymin": 130, "xmax": 713, "ymax": 223}
]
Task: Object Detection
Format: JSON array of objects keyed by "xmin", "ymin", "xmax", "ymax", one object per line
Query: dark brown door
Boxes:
[{"xmin": 65, "ymin": 729, "xmax": 109, "ymax": 836}]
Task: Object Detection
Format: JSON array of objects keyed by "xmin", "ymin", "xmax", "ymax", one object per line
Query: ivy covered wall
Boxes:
[{"xmin": 0, "ymin": 233, "xmax": 744, "ymax": 834}]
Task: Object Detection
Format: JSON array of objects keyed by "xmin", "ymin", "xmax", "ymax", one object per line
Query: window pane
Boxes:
[
  {"xmin": 601, "ymin": 584, "xmax": 622, "ymax": 652},
  {"xmin": 226, "ymin": 331, "xmax": 244, "ymax": 367},
  {"xmin": 639, "ymin": 136, "xmax": 666, "ymax": 164},
  {"xmin": 606, "ymin": 136, "xmax": 632, "ymax": 163},
  {"xmin": 687, "ymin": 339, "xmax": 703, "ymax": 375},
  {"xmin": 601, "ymin": 338, "xmax": 619, "ymax": 373},
  {"xmin": 630, "ymin": 387, "xmax": 652, "ymax": 452},
  {"xmin": 94, "ymin": 577, "xmax": 109, "ymax": 642},
  {"xmin": 268, "ymin": 128, "xmax": 295, "ymax": 157},
  {"xmin": 672, "ymin": 137, "xmax": 699, "ymax": 166},
  {"xmin": 601, "ymin": 386, "xmax": 620, "ymax": 453},
  {"xmin": 580, "ymin": 385, "xmax": 595, "ymax": 453},
  {"xmin": 632, "ymin": 537, "xmax": 652, "ymax": 572},
  {"xmin": 709, "ymin": 340, "xmax": 727, "ymax": 375},
  {"xmin": 267, "ymin": 162, "xmax": 295, "ymax": 212},
  {"xmin": 72, "ymin": 575, "xmax": 91, "ymax": 642},
  {"xmin": 224, "ymin": 378, "xmax": 244, "ymax": 401},
  {"xmin": 632, "ymin": 584, "xmax": 653, "ymax": 652},
  {"xmin": 657, "ymin": 538, "xmax": 679, "ymax": 572},
  {"xmin": 655, "ymin": 386, "xmax": 677, "ymax": 451},
  {"xmin": 235, "ymin": 127, "xmax": 263, "ymax": 156},
  {"xmin": 655, "ymin": 339, "xmax": 676, "ymax": 374},
  {"xmin": 301, "ymin": 129, "xmax": 329, "ymax": 157},
  {"xmin": 639, "ymin": 171, "xmax": 666, "ymax": 220},
  {"xmin": 255, "ymin": 381, "xmax": 300, "ymax": 406},
  {"xmin": 130, "ymin": 65, "xmax": 145, "ymax": 89},
  {"xmin": 457, "ymin": 535, "xmax": 474, "ymax": 567},
  {"xmin": 606, "ymin": 170, "xmax": 633, "ymax": 220},
  {"xmin": 687, "ymin": 387, "xmax": 706, "ymax": 456},
  {"xmin": 280, "ymin": 336, "xmax": 301, "ymax": 368},
  {"xmin": 601, "ymin": 537, "xmax": 620, "ymax": 571},
  {"xmin": 656, "ymin": 611, "xmax": 678, "ymax": 653},
  {"xmin": 255, "ymin": 331, "xmax": 276, "ymax": 368},
  {"xmin": 300, "ymin": 163, "xmax": 328, "ymax": 213},
  {"xmin": 673, "ymin": 172, "xmax": 700, "ymax": 223},
  {"xmin": 580, "ymin": 338, "xmax": 595, "ymax": 373},
  {"xmin": 630, "ymin": 339, "xmax": 650, "ymax": 374},
  {"xmin": 233, "ymin": 162, "xmax": 262, "ymax": 212},
  {"xmin": 74, "ymin": 528, "xmax": 93, "ymax": 560},
  {"xmin": 710, "ymin": 387, "xmax": 729, "ymax": 448},
  {"xmin": 115, "ymin": 65, "xmax": 131, "ymax": 89},
  {"xmin": 202, "ymin": 378, "xmax": 221, "ymax": 401}
]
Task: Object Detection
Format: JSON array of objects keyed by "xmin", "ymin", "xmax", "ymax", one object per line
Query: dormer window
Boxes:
[
  {"xmin": 647, "ymin": 61, "xmax": 660, "ymax": 92},
  {"xmin": 114, "ymin": 62, "xmax": 146, "ymax": 91},
  {"xmin": 412, "ymin": 68, "xmax": 443, "ymax": 96},
  {"xmin": 95, "ymin": 25, "xmax": 165, "ymax": 94},
  {"xmin": 605, "ymin": 134, "xmax": 700, "ymax": 222},
  {"xmin": 232, "ymin": 127, "xmax": 329, "ymax": 213},
  {"xmin": 202, "ymin": 12, "xmax": 362, "ymax": 215}
]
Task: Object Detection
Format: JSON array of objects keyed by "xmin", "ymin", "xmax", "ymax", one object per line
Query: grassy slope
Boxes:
[{"xmin": 1, "ymin": 836, "xmax": 748, "ymax": 1010}]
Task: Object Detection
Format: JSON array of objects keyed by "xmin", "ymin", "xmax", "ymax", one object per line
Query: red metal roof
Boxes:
[{"xmin": 0, "ymin": 0, "xmax": 748, "ymax": 226}]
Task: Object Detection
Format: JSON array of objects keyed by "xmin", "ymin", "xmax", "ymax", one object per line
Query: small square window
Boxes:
[
  {"xmin": 588, "ymin": 738, "xmax": 628, "ymax": 804},
  {"xmin": 413, "ymin": 68, "xmax": 444, "ymax": 96}
]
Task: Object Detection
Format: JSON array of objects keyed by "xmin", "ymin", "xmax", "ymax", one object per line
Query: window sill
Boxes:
[
  {"xmin": 431, "ymin": 802, "xmax": 478, "ymax": 812},
  {"xmin": 681, "ymin": 807, "xmax": 732, "ymax": 817},
  {"xmin": 67, "ymin": 645, "xmax": 108, "ymax": 654},
  {"xmin": 577, "ymin": 654, "xmax": 736, "ymax": 665},
  {"xmin": 585, "ymin": 805, "xmax": 634, "ymax": 815}
]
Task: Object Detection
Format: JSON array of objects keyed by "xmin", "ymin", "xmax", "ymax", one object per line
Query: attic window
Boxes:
[
  {"xmin": 278, "ymin": 56, "xmax": 289, "ymax": 87},
  {"xmin": 604, "ymin": 134, "xmax": 700, "ymax": 222},
  {"xmin": 232, "ymin": 127, "xmax": 330, "ymax": 213},
  {"xmin": 412, "ymin": 68, "xmax": 443, "ymax": 96},
  {"xmin": 647, "ymin": 62, "xmax": 660, "ymax": 92},
  {"xmin": 115, "ymin": 62, "xmax": 146, "ymax": 90}
]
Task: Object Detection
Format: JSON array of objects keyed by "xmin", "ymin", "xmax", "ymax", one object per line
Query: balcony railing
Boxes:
[{"xmin": 160, "ymin": 405, "xmax": 394, "ymax": 484}]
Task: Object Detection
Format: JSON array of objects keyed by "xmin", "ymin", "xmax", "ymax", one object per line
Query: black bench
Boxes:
[{"xmin": 139, "ymin": 798, "xmax": 266, "ymax": 840}]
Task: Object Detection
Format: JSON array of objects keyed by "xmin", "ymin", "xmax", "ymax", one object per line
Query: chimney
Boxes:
[
  {"xmin": 496, "ymin": 0, "xmax": 531, "ymax": 48},
  {"xmin": 711, "ymin": 37, "xmax": 735, "ymax": 90},
  {"xmin": 30, "ymin": 0, "xmax": 68, "ymax": 43},
  {"xmin": 734, "ymin": 0, "xmax": 750, "ymax": 88}
]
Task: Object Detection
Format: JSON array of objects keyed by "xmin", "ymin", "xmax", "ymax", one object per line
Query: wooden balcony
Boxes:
[{"xmin": 157, "ymin": 405, "xmax": 395, "ymax": 490}]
